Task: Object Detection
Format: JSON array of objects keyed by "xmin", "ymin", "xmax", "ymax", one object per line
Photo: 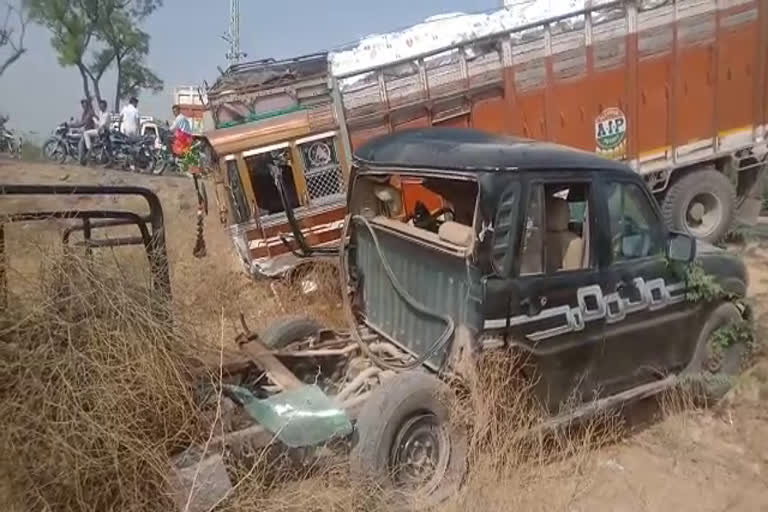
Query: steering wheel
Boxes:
[{"xmin": 408, "ymin": 203, "xmax": 456, "ymax": 232}]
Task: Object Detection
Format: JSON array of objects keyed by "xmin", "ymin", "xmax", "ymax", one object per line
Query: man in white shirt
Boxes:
[
  {"xmin": 120, "ymin": 97, "xmax": 140, "ymax": 137},
  {"xmin": 80, "ymin": 99, "xmax": 111, "ymax": 165}
]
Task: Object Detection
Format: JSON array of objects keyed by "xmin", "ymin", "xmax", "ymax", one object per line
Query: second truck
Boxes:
[{"xmin": 203, "ymin": 0, "xmax": 768, "ymax": 277}]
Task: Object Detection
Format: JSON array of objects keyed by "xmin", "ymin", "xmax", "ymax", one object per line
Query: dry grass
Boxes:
[{"xmin": 0, "ymin": 251, "xmax": 213, "ymax": 512}]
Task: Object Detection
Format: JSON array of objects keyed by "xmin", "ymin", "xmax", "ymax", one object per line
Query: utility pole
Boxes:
[{"xmin": 223, "ymin": 0, "xmax": 246, "ymax": 67}]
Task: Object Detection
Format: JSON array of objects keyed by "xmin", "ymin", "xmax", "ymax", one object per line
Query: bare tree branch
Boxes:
[{"xmin": 0, "ymin": 2, "xmax": 27, "ymax": 77}]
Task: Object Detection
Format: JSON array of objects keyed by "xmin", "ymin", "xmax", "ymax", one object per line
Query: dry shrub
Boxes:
[
  {"xmin": 0, "ymin": 252, "xmax": 211, "ymax": 512},
  {"xmin": 444, "ymin": 349, "xmax": 624, "ymax": 511}
]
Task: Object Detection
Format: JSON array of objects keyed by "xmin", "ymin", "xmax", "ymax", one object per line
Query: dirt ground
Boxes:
[{"xmin": 2, "ymin": 160, "xmax": 768, "ymax": 511}]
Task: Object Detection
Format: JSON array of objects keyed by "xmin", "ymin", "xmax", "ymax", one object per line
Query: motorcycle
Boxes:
[
  {"xmin": 77, "ymin": 129, "xmax": 112, "ymax": 167},
  {"xmin": 42, "ymin": 122, "xmax": 82, "ymax": 164},
  {"xmin": 0, "ymin": 117, "xmax": 22, "ymax": 159},
  {"xmin": 153, "ymin": 131, "xmax": 212, "ymax": 176},
  {"xmin": 152, "ymin": 129, "xmax": 180, "ymax": 175},
  {"xmin": 104, "ymin": 130, "xmax": 157, "ymax": 173}
]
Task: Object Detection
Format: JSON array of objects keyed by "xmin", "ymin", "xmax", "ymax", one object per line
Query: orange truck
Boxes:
[{"xmin": 204, "ymin": 0, "xmax": 768, "ymax": 277}]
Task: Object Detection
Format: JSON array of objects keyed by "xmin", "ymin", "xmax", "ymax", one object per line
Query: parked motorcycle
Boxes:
[
  {"xmin": 77, "ymin": 129, "xmax": 112, "ymax": 167},
  {"xmin": 42, "ymin": 122, "xmax": 82, "ymax": 164},
  {"xmin": 152, "ymin": 129, "xmax": 180, "ymax": 175},
  {"xmin": 0, "ymin": 117, "xmax": 22, "ymax": 159},
  {"xmin": 105, "ymin": 130, "xmax": 157, "ymax": 173}
]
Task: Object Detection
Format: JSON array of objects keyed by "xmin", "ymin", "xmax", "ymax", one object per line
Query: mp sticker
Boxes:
[{"xmin": 595, "ymin": 107, "xmax": 627, "ymax": 160}]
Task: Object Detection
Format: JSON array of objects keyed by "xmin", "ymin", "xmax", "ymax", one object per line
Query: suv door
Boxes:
[
  {"xmin": 593, "ymin": 173, "xmax": 698, "ymax": 395},
  {"xmin": 484, "ymin": 172, "xmax": 610, "ymax": 413}
]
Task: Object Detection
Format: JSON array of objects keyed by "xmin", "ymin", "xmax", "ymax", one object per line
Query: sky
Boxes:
[{"xmin": 0, "ymin": 0, "xmax": 500, "ymax": 139}]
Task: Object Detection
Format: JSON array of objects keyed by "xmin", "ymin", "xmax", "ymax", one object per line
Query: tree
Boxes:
[
  {"xmin": 24, "ymin": 0, "xmax": 164, "ymax": 108},
  {"xmin": 0, "ymin": 1, "xmax": 28, "ymax": 77},
  {"xmin": 118, "ymin": 52, "xmax": 162, "ymax": 102},
  {"xmin": 24, "ymin": 0, "xmax": 98, "ymax": 100}
]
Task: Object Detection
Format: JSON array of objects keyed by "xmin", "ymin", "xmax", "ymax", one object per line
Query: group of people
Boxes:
[{"xmin": 73, "ymin": 95, "xmax": 193, "ymax": 164}]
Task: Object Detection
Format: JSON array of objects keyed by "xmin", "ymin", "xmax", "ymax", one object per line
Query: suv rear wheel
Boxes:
[{"xmin": 350, "ymin": 372, "xmax": 467, "ymax": 509}]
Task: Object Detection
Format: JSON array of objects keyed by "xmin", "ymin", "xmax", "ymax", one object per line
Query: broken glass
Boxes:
[{"xmin": 223, "ymin": 384, "xmax": 352, "ymax": 448}]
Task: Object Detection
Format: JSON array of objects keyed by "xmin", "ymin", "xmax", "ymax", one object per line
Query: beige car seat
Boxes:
[{"xmin": 545, "ymin": 197, "xmax": 584, "ymax": 272}]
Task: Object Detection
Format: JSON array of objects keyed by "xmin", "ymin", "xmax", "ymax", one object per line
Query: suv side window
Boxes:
[
  {"xmin": 605, "ymin": 180, "xmax": 664, "ymax": 261},
  {"xmin": 519, "ymin": 182, "xmax": 592, "ymax": 275}
]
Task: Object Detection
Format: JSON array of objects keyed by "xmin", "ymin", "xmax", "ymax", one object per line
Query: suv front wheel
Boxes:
[
  {"xmin": 350, "ymin": 372, "xmax": 467, "ymax": 508},
  {"xmin": 687, "ymin": 302, "xmax": 749, "ymax": 402}
]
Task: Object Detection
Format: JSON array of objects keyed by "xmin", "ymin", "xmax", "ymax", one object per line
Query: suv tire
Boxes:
[
  {"xmin": 661, "ymin": 168, "xmax": 736, "ymax": 243},
  {"xmin": 350, "ymin": 371, "xmax": 467, "ymax": 509},
  {"xmin": 260, "ymin": 316, "xmax": 321, "ymax": 349},
  {"xmin": 687, "ymin": 302, "xmax": 747, "ymax": 402}
]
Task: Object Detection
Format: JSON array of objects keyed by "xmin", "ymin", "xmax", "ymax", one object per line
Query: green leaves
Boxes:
[{"xmin": 23, "ymin": 0, "xmax": 163, "ymax": 103}]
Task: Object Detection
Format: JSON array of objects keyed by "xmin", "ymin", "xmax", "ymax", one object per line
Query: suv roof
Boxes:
[{"xmin": 353, "ymin": 128, "xmax": 633, "ymax": 174}]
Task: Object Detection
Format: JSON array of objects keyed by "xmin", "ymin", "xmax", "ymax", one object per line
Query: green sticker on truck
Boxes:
[{"xmin": 595, "ymin": 107, "xmax": 627, "ymax": 160}]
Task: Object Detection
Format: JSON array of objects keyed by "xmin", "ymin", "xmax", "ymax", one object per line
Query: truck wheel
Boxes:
[
  {"xmin": 350, "ymin": 372, "xmax": 467, "ymax": 508},
  {"xmin": 687, "ymin": 302, "xmax": 747, "ymax": 402},
  {"xmin": 661, "ymin": 168, "xmax": 736, "ymax": 243},
  {"xmin": 260, "ymin": 316, "xmax": 321, "ymax": 349}
]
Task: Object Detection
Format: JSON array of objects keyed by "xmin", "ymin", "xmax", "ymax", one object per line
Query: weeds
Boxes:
[{"xmin": 0, "ymin": 253, "xmax": 213, "ymax": 512}]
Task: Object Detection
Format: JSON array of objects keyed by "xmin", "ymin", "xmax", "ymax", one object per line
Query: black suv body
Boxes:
[{"xmin": 347, "ymin": 128, "xmax": 748, "ymax": 412}]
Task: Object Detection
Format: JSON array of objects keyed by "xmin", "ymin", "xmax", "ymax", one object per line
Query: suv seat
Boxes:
[{"xmin": 546, "ymin": 197, "xmax": 584, "ymax": 272}]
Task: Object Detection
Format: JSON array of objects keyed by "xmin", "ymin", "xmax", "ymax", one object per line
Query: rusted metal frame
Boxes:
[
  {"xmin": 11, "ymin": 210, "xmax": 150, "ymax": 251},
  {"xmin": 235, "ymin": 316, "xmax": 304, "ymax": 391},
  {"xmin": 626, "ymin": 0, "xmax": 640, "ymax": 162},
  {"xmin": 63, "ymin": 216, "xmax": 151, "ymax": 244},
  {"xmin": 0, "ymin": 184, "xmax": 171, "ymax": 302}
]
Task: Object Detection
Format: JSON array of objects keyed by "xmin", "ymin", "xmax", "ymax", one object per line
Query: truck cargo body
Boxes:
[
  {"xmin": 335, "ymin": 0, "xmax": 768, "ymax": 242},
  {"xmin": 206, "ymin": 0, "xmax": 768, "ymax": 276}
]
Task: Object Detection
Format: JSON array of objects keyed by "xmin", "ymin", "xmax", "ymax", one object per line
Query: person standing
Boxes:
[
  {"xmin": 119, "ymin": 97, "xmax": 140, "ymax": 137},
  {"xmin": 169, "ymin": 104, "xmax": 193, "ymax": 156}
]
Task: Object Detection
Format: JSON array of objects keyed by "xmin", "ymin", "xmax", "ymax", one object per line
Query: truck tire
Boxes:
[
  {"xmin": 350, "ymin": 372, "xmax": 467, "ymax": 509},
  {"xmin": 686, "ymin": 302, "xmax": 747, "ymax": 402},
  {"xmin": 260, "ymin": 316, "xmax": 321, "ymax": 349},
  {"xmin": 661, "ymin": 168, "xmax": 736, "ymax": 243}
]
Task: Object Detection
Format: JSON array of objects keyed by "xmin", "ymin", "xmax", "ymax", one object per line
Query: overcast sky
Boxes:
[{"xmin": 0, "ymin": 0, "xmax": 498, "ymax": 139}]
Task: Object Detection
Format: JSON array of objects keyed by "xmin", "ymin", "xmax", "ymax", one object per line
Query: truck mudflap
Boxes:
[{"xmin": 734, "ymin": 159, "xmax": 767, "ymax": 228}]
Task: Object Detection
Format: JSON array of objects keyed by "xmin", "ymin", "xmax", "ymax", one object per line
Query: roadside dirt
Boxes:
[{"xmin": 2, "ymin": 160, "xmax": 767, "ymax": 510}]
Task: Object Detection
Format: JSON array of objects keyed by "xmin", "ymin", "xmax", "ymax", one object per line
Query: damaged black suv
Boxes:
[{"xmin": 243, "ymin": 128, "xmax": 751, "ymax": 507}]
